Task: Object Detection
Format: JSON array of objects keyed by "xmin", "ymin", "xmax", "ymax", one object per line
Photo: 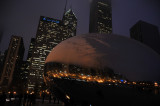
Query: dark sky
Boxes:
[{"xmin": 0, "ymin": 0, "xmax": 160, "ymax": 60}]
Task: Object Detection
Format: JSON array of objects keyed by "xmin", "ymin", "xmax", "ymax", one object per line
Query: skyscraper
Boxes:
[
  {"xmin": 0, "ymin": 36, "xmax": 25, "ymax": 89},
  {"xmin": 20, "ymin": 61, "xmax": 29, "ymax": 91},
  {"xmin": 27, "ymin": 38, "xmax": 36, "ymax": 64},
  {"xmin": 63, "ymin": 9, "xmax": 77, "ymax": 36},
  {"xmin": 0, "ymin": 50, "xmax": 8, "ymax": 79},
  {"xmin": 130, "ymin": 20, "xmax": 160, "ymax": 54},
  {"xmin": 28, "ymin": 9, "xmax": 77, "ymax": 92},
  {"xmin": 0, "ymin": 26, "xmax": 3, "ymax": 43},
  {"xmin": 0, "ymin": 52, "xmax": 5, "ymax": 78},
  {"xmin": 89, "ymin": 0, "xmax": 112, "ymax": 34}
]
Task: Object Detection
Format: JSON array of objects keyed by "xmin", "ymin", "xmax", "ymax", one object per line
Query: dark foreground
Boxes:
[
  {"xmin": 1, "ymin": 93, "xmax": 160, "ymax": 106},
  {"xmin": 3, "ymin": 99, "xmax": 64, "ymax": 106},
  {"xmin": 47, "ymin": 78, "xmax": 160, "ymax": 106}
]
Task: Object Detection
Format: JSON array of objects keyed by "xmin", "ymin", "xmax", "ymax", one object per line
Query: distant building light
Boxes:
[
  {"xmin": 13, "ymin": 92, "xmax": 16, "ymax": 94},
  {"xmin": 133, "ymin": 82, "xmax": 136, "ymax": 85},
  {"xmin": 43, "ymin": 17, "xmax": 46, "ymax": 20},
  {"xmin": 154, "ymin": 82, "xmax": 158, "ymax": 87},
  {"xmin": 47, "ymin": 19, "xmax": 51, "ymax": 22},
  {"xmin": 52, "ymin": 20, "xmax": 59, "ymax": 23},
  {"xmin": 43, "ymin": 17, "xmax": 59, "ymax": 23},
  {"xmin": 66, "ymin": 95, "xmax": 70, "ymax": 100},
  {"xmin": 120, "ymin": 80, "xmax": 124, "ymax": 82}
]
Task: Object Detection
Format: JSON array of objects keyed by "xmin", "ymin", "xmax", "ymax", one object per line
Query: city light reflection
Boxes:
[
  {"xmin": 44, "ymin": 70, "xmax": 160, "ymax": 88},
  {"xmin": 46, "ymin": 71, "xmax": 127, "ymax": 84}
]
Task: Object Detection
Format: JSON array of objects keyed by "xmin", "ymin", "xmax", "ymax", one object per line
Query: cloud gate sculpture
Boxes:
[{"xmin": 44, "ymin": 33, "xmax": 160, "ymax": 105}]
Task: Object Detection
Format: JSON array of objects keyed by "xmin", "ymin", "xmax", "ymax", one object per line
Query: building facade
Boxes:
[
  {"xmin": 0, "ymin": 50, "xmax": 7, "ymax": 79},
  {"xmin": 0, "ymin": 31, "xmax": 3, "ymax": 43},
  {"xmin": 0, "ymin": 52, "xmax": 5, "ymax": 78},
  {"xmin": 62, "ymin": 9, "xmax": 77, "ymax": 36},
  {"xmin": 20, "ymin": 61, "xmax": 29, "ymax": 91},
  {"xmin": 0, "ymin": 36, "xmax": 25, "ymax": 90},
  {"xmin": 89, "ymin": 0, "xmax": 112, "ymax": 34},
  {"xmin": 28, "ymin": 9, "xmax": 77, "ymax": 92},
  {"xmin": 130, "ymin": 20, "xmax": 160, "ymax": 54},
  {"xmin": 27, "ymin": 38, "xmax": 36, "ymax": 64}
]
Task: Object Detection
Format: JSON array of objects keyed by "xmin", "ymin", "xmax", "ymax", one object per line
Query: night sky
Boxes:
[{"xmin": 0, "ymin": 0, "xmax": 160, "ymax": 60}]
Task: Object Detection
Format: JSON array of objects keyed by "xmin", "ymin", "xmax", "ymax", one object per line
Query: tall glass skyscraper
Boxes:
[
  {"xmin": 20, "ymin": 61, "xmax": 29, "ymax": 91},
  {"xmin": 63, "ymin": 9, "xmax": 77, "ymax": 36},
  {"xmin": 0, "ymin": 52, "xmax": 5, "ymax": 78},
  {"xmin": 89, "ymin": 0, "xmax": 112, "ymax": 34},
  {"xmin": 130, "ymin": 20, "xmax": 160, "ymax": 54},
  {"xmin": 28, "ymin": 9, "xmax": 77, "ymax": 92},
  {"xmin": 0, "ymin": 36, "xmax": 24, "ymax": 89},
  {"xmin": 27, "ymin": 38, "xmax": 36, "ymax": 64}
]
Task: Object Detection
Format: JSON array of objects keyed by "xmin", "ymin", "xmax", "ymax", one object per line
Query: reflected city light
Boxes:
[
  {"xmin": 154, "ymin": 82, "xmax": 158, "ymax": 87},
  {"xmin": 45, "ymin": 70, "xmax": 127, "ymax": 84},
  {"xmin": 44, "ymin": 69, "xmax": 160, "ymax": 89},
  {"xmin": 13, "ymin": 91, "xmax": 16, "ymax": 94}
]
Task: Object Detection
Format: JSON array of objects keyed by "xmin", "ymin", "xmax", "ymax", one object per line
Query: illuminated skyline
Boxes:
[
  {"xmin": 27, "ymin": 9, "xmax": 77, "ymax": 91},
  {"xmin": 0, "ymin": 0, "xmax": 160, "ymax": 60}
]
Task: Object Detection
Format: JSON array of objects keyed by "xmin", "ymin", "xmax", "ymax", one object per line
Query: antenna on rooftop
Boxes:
[
  {"xmin": 62, "ymin": 0, "xmax": 68, "ymax": 20},
  {"xmin": 64, "ymin": 0, "xmax": 68, "ymax": 13},
  {"xmin": 70, "ymin": 4, "xmax": 72, "ymax": 10}
]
